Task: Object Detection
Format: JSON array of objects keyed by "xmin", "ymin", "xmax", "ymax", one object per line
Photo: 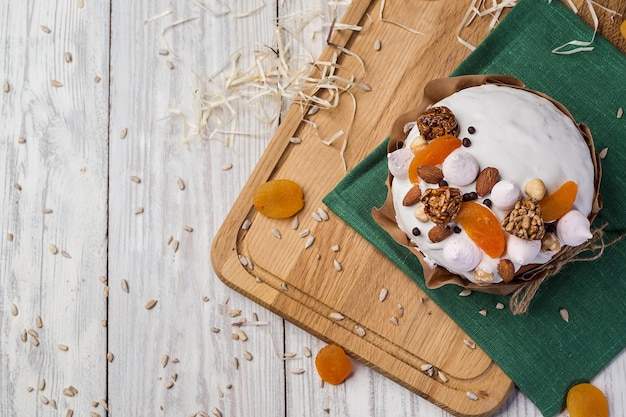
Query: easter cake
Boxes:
[{"xmin": 377, "ymin": 75, "xmax": 602, "ymax": 291}]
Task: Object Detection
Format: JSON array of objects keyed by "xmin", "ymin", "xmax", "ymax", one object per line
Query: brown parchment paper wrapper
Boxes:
[{"xmin": 372, "ymin": 74, "xmax": 603, "ymax": 297}]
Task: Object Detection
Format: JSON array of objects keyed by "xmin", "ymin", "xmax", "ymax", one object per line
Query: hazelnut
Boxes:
[
  {"xmin": 410, "ymin": 135, "xmax": 427, "ymax": 154},
  {"xmin": 525, "ymin": 178, "xmax": 547, "ymax": 200},
  {"xmin": 413, "ymin": 203, "xmax": 429, "ymax": 222}
]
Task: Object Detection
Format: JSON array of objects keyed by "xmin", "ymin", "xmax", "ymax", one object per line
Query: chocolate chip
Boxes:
[
  {"xmin": 463, "ymin": 192, "xmax": 478, "ymax": 201},
  {"xmin": 453, "ymin": 226, "xmax": 462, "ymax": 234},
  {"xmin": 412, "ymin": 227, "xmax": 421, "ymax": 236},
  {"xmin": 462, "ymin": 137, "xmax": 472, "ymax": 147},
  {"xmin": 483, "ymin": 198, "xmax": 492, "ymax": 208},
  {"xmin": 468, "ymin": 126, "xmax": 476, "ymax": 134},
  {"xmin": 438, "ymin": 179, "xmax": 448, "ymax": 187}
]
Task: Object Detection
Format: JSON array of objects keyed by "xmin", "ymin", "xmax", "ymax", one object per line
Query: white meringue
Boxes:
[
  {"xmin": 387, "ymin": 147, "xmax": 414, "ymax": 180},
  {"xmin": 506, "ymin": 234, "xmax": 541, "ymax": 265},
  {"xmin": 557, "ymin": 210, "xmax": 592, "ymax": 246},
  {"xmin": 442, "ymin": 149, "xmax": 480, "ymax": 186},
  {"xmin": 491, "ymin": 180, "xmax": 521, "ymax": 210},
  {"xmin": 442, "ymin": 235, "xmax": 481, "ymax": 272}
]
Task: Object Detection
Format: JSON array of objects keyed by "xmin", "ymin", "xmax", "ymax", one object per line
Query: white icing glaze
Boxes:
[
  {"xmin": 442, "ymin": 149, "xmax": 480, "ymax": 186},
  {"xmin": 390, "ymin": 84, "xmax": 595, "ymax": 284}
]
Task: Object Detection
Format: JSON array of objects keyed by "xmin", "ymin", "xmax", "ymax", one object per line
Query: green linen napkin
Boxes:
[{"xmin": 323, "ymin": 0, "xmax": 626, "ymax": 415}]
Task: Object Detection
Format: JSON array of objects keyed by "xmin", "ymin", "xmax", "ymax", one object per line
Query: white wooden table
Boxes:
[{"xmin": 1, "ymin": 1, "xmax": 624, "ymax": 416}]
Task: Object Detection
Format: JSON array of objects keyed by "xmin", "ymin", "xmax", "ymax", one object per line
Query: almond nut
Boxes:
[
  {"xmin": 402, "ymin": 184, "xmax": 422, "ymax": 206},
  {"xmin": 475, "ymin": 167, "xmax": 499, "ymax": 197},
  {"xmin": 428, "ymin": 225, "xmax": 452, "ymax": 243},
  {"xmin": 418, "ymin": 165, "xmax": 444, "ymax": 184},
  {"xmin": 497, "ymin": 259, "xmax": 515, "ymax": 283}
]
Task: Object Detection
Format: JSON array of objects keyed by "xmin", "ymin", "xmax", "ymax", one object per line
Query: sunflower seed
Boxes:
[
  {"xmin": 10, "ymin": 304, "xmax": 18, "ymax": 316},
  {"xmin": 221, "ymin": 163, "xmax": 233, "ymax": 171},
  {"xmin": 38, "ymin": 378, "xmax": 46, "ymax": 390},
  {"xmin": 90, "ymin": 412, "xmax": 101, "ymax": 417},
  {"xmin": 289, "ymin": 137, "xmax": 302, "ymax": 144},
  {"xmin": 390, "ymin": 316, "xmax": 399, "ymax": 326},
  {"xmin": 165, "ymin": 60, "xmax": 174, "ymax": 70},
  {"xmin": 495, "ymin": 302, "xmax": 505, "ymax": 310},
  {"xmin": 374, "ymin": 39, "xmax": 382, "ymax": 51},
  {"xmin": 305, "ymin": 236, "xmax": 315, "ymax": 249},
  {"xmin": 330, "ymin": 244, "xmax": 340, "ymax": 252},
  {"xmin": 291, "ymin": 215, "xmax": 299, "ymax": 229},
  {"xmin": 228, "ymin": 309, "xmax": 241, "ymax": 317},
  {"xmin": 211, "ymin": 327, "xmax": 220, "ymax": 333},
  {"xmin": 618, "ymin": 107, "xmax": 623, "ymax": 119},
  {"xmin": 238, "ymin": 255, "xmax": 248, "ymax": 267},
  {"xmin": 281, "ymin": 282, "xmax": 288, "ymax": 291},
  {"xmin": 40, "ymin": 25, "xmax": 51, "ymax": 33},
  {"xmin": 359, "ymin": 82, "xmax": 372, "ymax": 92},
  {"xmin": 271, "ymin": 228, "xmax": 281, "ymax": 239},
  {"xmin": 459, "ymin": 289, "xmax": 472, "ymax": 297},
  {"xmin": 172, "ymin": 240, "xmax": 179, "ymax": 252},
  {"xmin": 466, "ymin": 391, "xmax": 479, "ymax": 401},
  {"xmin": 120, "ymin": 279, "xmax": 129, "ymax": 293},
  {"xmin": 20, "ymin": 329, "xmax": 27, "ymax": 342},
  {"xmin": 134, "ymin": 207, "xmax": 144, "ymax": 214},
  {"xmin": 161, "ymin": 354, "xmax": 169, "ymax": 368},
  {"xmin": 329, "ymin": 312, "xmax": 344, "ymax": 320},
  {"xmin": 49, "ymin": 244, "xmax": 58, "ymax": 254},
  {"xmin": 307, "ymin": 105, "xmax": 320, "ymax": 116},
  {"xmin": 236, "ymin": 329, "xmax": 248, "ymax": 341},
  {"xmin": 64, "ymin": 52, "xmax": 73, "ymax": 62},
  {"xmin": 479, "ymin": 309, "xmax": 487, "ymax": 316},
  {"xmin": 35, "ymin": 315, "xmax": 43, "ymax": 328},
  {"xmin": 232, "ymin": 357, "xmax": 239, "ymax": 369},
  {"xmin": 559, "ymin": 308, "xmax": 569, "ymax": 322},
  {"xmin": 158, "ymin": 48, "xmax": 169, "ymax": 55},
  {"xmin": 438, "ymin": 371, "xmax": 448, "ymax": 383},
  {"xmin": 94, "ymin": 76, "xmax": 101, "ymax": 83},
  {"xmin": 145, "ymin": 299, "xmax": 158, "ymax": 310},
  {"xmin": 212, "ymin": 407, "xmax": 223, "ymax": 417},
  {"xmin": 40, "ymin": 395, "xmax": 49, "ymax": 405},
  {"xmin": 301, "ymin": 346, "xmax": 312, "ymax": 357},
  {"xmin": 298, "ymin": 229, "xmax": 310, "ymax": 238},
  {"xmin": 291, "ymin": 368, "xmax": 305, "ymax": 374},
  {"xmin": 241, "ymin": 219, "xmax": 252, "ymax": 230},
  {"xmin": 333, "ymin": 259, "xmax": 342, "ymax": 271},
  {"xmin": 397, "ymin": 304, "xmax": 404, "ymax": 318},
  {"xmin": 164, "ymin": 380, "xmax": 174, "ymax": 389},
  {"xmin": 354, "ymin": 325, "xmax": 366, "ymax": 337},
  {"xmin": 2, "ymin": 81, "xmax": 9, "ymax": 92},
  {"xmin": 58, "ymin": 344, "xmax": 69, "ymax": 351},
  {"xmin": 420, "ymin": 363, "xmax": 433, "ymax": 372},
  {"xmin": 311, "ymin": 212, "xmax": 322, "ymax": 222},
  {"xmin": 379, "ymin": 288, "xmax": 388, "ymax": 302},
  {"xmin": 61, "ymin": 250, "xmax": 71, "ymax": 259},
  {"xmin": 13, "ymin": 181, "xmax": 22, "ymax": 189},
  {"xmin": 130, "ymin": 176, "xmax": 141, "ymax": 183},
  {"xmin": 463, "ymin": 339, "xmax": 476, "ymax": 349},
  {"xmin": 66, "ymin": 409, "xmax": 74, "ymax": 417},
  {"xmin": 100, "ymin": 399, "xmax": 109, "ymax": 410},
  {"xmin": 50, "ymin": 80, "xmax": 63, "ymax": 87},
  {"xmin": 243, "ymin": 350, "xmax": 253, "ymax": 361},
  {"xmin": 31, "ymin": 336, "xmax": 40, "ymax": 346},
  {"xmin": 28, "ymin": 329, "xmax": 39, "ymax": 338},
  {"xmin": 50, "ymin": 399, "xmax": 57, "ymax": 409},
  {"xmin": 317, "ymin": 207, "xmax": 329, "ymax": 221}
]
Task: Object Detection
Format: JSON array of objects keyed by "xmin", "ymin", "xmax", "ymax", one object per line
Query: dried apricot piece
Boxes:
[
  {"xmin": 566, "ymin": 383, "xmax": 608, "ymax": 417},
  {"xmin": 253, "ymin": 179, "xmax": 304, "ymax": 219},
  {"xmin": 455, "ymin": 201, "xmax": 505, "ymax": 258},
  {"xmin": 538, "ymin": 180, "xmax": 578, "ymax": 222},
  {"xmin": 408, "ymin": 135, "xmax": 462, "ymax": 183},
  {"xmin": 315, "ymin": 344, "xmax": 352, "ymax": 385}
]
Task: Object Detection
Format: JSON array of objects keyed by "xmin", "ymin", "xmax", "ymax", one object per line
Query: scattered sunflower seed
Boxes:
[
  {"xmin": 232, "ymin": 357, "xmax": 239, "ymax": 369},
  {"xmin": 281, "ymin": 282, "xmax": 288, "ymax": 291},
  {"xmin": 61, "ymin": 250, "xmax": 71, "ymax": 259},
  {"xmin": 359, "ymin": 82, "xmax": 372, "ymax": 92},
  {"xmin": 420, "ymin": 363, "xmax": 433, "ymax": 372},
  {"xmin": 221, "ymin": 163, "xmax": 233, "ymax": 171},
  {"xmin": 39, "ymin": 395, "xmax": 49, "ymax": 405},
  {"xmin": 463, "ymin": 339, "xmax": 476, "ymax": 349},
  {"xmin": 559, "ymin": 308, "xmax": 569, "ymax": 323},
  {"xmin": 20, "ymin": 329, "xmax": 27, "ymax": 342},
  {"xmin": 379, "ymin": 288, "xmax": 388, "ymax": 302},
  {"xmin": 145, "ymin": 299, "xmax": 158, "ymax": 310},
  {"xmin": 42, "ymin": 208, "xmax": 53, "ymax": 214},
  {"xmin": 298, "ymin": 229, "xmax": 310, "ymax": 238},
  {"xmin": 329, "ymin": 312, "xmax": 344, "ymax": 320},
  {"xmin": 64, "ymin": 52, "xmax": 73, "ymax": 62},
  {"xmin": 390, "ymin": 316, "xmax": 399, "ymax": 326},
  {"xmin": 66, "ymin": 409, "xmax": 74, "ymax": 417},
  {"xmin": 35, "ymin": 315, "xmax": 43, "ymax": 328},
  {"xmin": 164, "ymin": 380, "xmax": 174, "ymax": 389},
  {"xmin": 307, "ymin": 105, "xmax": 320, "ymax": 116},
  {"xmin": 165, "ymin": 60, "xmax": 174, "ymax": 70},
  {"xmin": 271, "ymin": 228, "xmax": 282, "ymax": 239},
  {"xmin": 374, "ymin": 39, "xmax": 382, "ymax": 51},
  {"xmin": 94, "ymin": 76, "xmax": 101, "ymax": 83},
  {"xmin": 241, "ymin": 219, "xmax": 252, "ymax": 230},
  {"xmin": 158, "ymin": 48, "xmax": 169, "ymax": 55},
  {"xmin": 333, "ymin": 259, "xmax": 342, "ymax": 271},
  {"xmin": 311, "ymin": 212, "xmax": 322, "ymax": 222},
  {"xmin": 58, "ymin": 344, "xmax": 69, "ymax": 351},
  {"xmin": 50, "ymin": 80, "xmax": 63, "ymax": 87},
  {"xmin": 172, "ymin": 240, "xmax": 179, "ymax": 252},
  {"xmin": 50, "ymin": 399, "xmax": 57, "ymax": 409},
  {"xmin": 38, "ymin": 378, "xmax": 46, "ymax": 390},
  {"xmin": 495, "ymin": 302, "xmax": 505, "ymax": 310},
  {"xmin": 302, "ymin": 346, "xmax": 312, "ymax": 357},
  {"xmin": 243, "ymin": 350, "xmax": 253, "ymax": 361},
  {"xmin": 291, "ymin": 215, "xmax": 299, "ymax": 230},
  {"xmin": 305, "ymin": 236, "xmax": 315, "ymax": 249},
  {"xmin": 459, "ymin": 289, "xmax": 472, "ymax": 297},
  {"xmin": 478, "ymin": 309, "xmax": 487, "ymax": 317},
  {"xmin": 120, "ymin": 279, "xmax": 129, "ymax": 293},
  {"xmin": 10, "ymin": 304, "xmax": 18, "ymax": 316},
  {"xmin": 211, "ymin": 327, "xmax": 220, "ymax": 333},
  {"xmin": 28, "ymin": 329, "xmax": 39, "ymax": 338},
  {"xmin": 618, "ymin": 107, "xmax": 623, "ymax": 119},
  {"xmin": 134, "ymin": 207, "xmax": 144, "ymax": 215},
  {"xmin": 119, "ymin": 128, "xmax": 128, "ymax": 139},
  {"xmin": 438, "ymin": 371, "xmax": 448, "ymax": 383},
  {"xmin": 354, "ymin": 325, "xmax": 366, "ymax": 337},
  {"xmin": 212, "ymin": 407, "xmax": 223, "ymax": 417},
  {"xmin": 291, "ymin": 368, "xmax": 305, "ymax": 374},
  {"xmin": 331, "ymin": 244, "xmax": 340, "ymax": 252},
  {"xmin": 161, "ymin": 354, "xmax": 169, "ymax": 368},
  {"xmin": 30, "ymin": 336, "xmax": 40, "ymax": 346},
  {"xmin": 130, "ymin": 176, "xmax": 141, "ymax": 183},
  {"xmin": 2, "ymin": 81, "xmax": 9, "ymax": 92},
  {"xmin": 17, "ymin": 137, "xmax": 26, "ymax": 144},
  {"xmin": 466, "ymin": 391, "xmax": 479, "ymax": 401},
  {"xmin": 599, "ymin": 147, "xmax": 608, "ymax": 159},
  {"xmin": 317, "ymin": 207, "xmax": 329, "ymax": 221},
  {"xmin": 228, "ymin": 309, "xmax": 241, "ymax": 317},
  {"xmin": 40, "ymin": 25, "xmax": 51, "ymax": 33},
  {"xmin": 289, "ymin": 137, "xmax": 302, "ymax": 144},
  {"xmin": 49, "ymin": 244, "xmax": 58, "ymax": 254},
  {"xmin": 100, "ymin": 399, "xmax": 109, "ymax": 411},
  {"xmin": 176, "ymin": 177, "xmax": 185, "ymax": 190}
]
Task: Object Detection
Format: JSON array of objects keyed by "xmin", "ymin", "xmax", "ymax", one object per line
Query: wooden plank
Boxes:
[
  {"xmin": 107, "ymin": 1, "xmax": 287, "ymax": 416},
  {"xmin": 0, "ymin": 0, "xmax": 110, "ymax": 415}
]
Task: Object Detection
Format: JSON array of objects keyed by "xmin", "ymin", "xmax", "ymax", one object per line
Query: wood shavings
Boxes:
[
  {"xmin": 552, "ymin": 0, "xmax": 598, "ymax": 54},
  {"xmin": 160, "ymin": 16, "xmax": 200, "ymax": 57},
  {"xmin": 192, "ymin": 0, "xmax": 230, "ymax": 17},
  {"xmin": 456, "ymin": 0, "xmax": 517, "ymax": 51},
  {"xmin": 379, "ymin": 0, "xmax": 424, "ymax": 35},
  {"xmin": 144, "ymin": 9, "xmax": 173, "ymax": 25},
  {"xmin": 234, "ymin": 0, "xmax": 265, "ymax": 19}
]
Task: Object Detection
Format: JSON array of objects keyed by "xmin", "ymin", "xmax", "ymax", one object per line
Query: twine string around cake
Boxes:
[{"xmin": 510, "ymin": 224, "xmax": 626, "ymax": 315}]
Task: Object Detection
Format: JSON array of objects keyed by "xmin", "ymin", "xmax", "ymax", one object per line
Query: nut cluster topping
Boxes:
[
  {"xmin": 421, "ymin": 186, "xmax": 462, "ymax": 226},
  {"xmin": 416, "ymin": 106, "xmax": 459, "ymax": 141},
  {"xmin": 501, "ymin": 197, "xmax": 545, "ymax": 240}
]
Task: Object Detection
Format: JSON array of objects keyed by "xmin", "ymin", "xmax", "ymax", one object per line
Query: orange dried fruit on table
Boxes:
[
  {"xmin": 315, "ymin": 344, "xmax": 352, "ymax": 385},
  {"xmin": 408, "ymin": 135, "xmax": 462, "ymax": 183},
  {"xmin": 253, "ymin": 179, "xmax": 304, "ymax": 219},
  {"xmin": 538, "ymin": 180, "xmax": 578, "ymax": 222},
  {"xmin": 566, "ymin": 383, "xmax": 608, "ymax": 417},
  {"xmin": 455, "ymin": 201, "xmax": 505, "ymax": 258}
]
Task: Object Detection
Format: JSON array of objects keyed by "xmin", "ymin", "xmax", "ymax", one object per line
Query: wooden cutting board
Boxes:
[{"xmin": 212, "ymin": 1, "xmax": 616, "ymax": 416}]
